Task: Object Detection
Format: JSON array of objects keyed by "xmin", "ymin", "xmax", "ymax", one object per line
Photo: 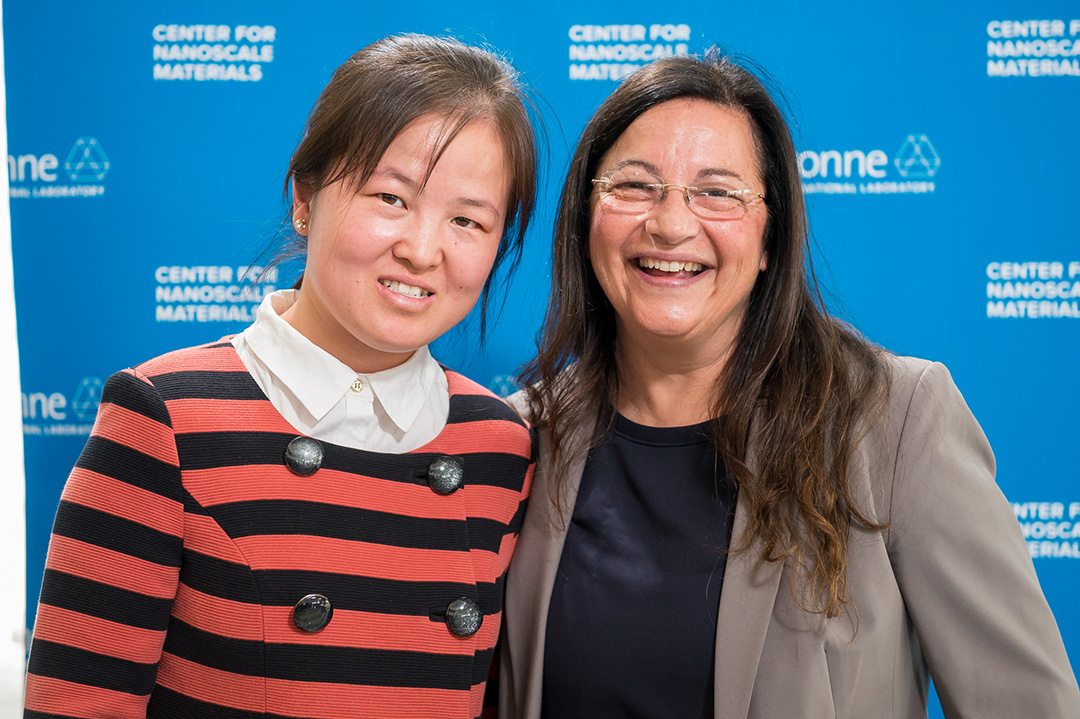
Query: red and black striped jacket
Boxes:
[{"xmin": 25, "ymin": 341, "xmax": 534, "ymax": 718}]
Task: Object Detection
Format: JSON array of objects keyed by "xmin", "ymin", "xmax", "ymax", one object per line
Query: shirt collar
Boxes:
[
  {"xmin": 366, "ymin": 344, "xmax": 442, "ymax": 433},
  {"xmin": 242, "ymin": 289, "xmax": 442, "ymax": 433}
]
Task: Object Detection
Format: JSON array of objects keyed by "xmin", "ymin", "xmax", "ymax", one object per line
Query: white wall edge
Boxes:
[{"xmin": 0, "ymin": 0, "xmax": 28, "ymax": 714}]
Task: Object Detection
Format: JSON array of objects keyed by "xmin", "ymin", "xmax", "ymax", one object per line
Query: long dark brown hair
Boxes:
[
  {"xmin": 520, "ymin": 51, "xmax": 889, "ymax": 617},
  {"xmin": 283, "ymin": 33, "xmax": 539, "ymax": 336}
]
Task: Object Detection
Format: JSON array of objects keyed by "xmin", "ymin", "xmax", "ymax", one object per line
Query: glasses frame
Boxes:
[{"xmin": 591, "ymin": 173, "xmax": 766, "ymax": 220}]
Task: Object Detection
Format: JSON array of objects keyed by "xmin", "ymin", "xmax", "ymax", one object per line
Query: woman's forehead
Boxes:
[{"xmin": 599, "ymin": 99, "xmax": 762, "ymax": 183}]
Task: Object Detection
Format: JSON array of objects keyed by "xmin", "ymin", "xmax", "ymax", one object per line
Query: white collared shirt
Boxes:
[{"xmin": 231, "ymin": 290, "xmax": 449, "ymax": 453}]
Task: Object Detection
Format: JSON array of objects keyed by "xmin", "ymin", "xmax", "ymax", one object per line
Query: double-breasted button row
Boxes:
[
  {"xmin": 284, "ymin": 438, "xmax": 464, "ymax": 497},
  {"xmin": 291, "ymin": 594, "xmax": 483, "ymax": 637},
  {"xmin": 284, "ymin": 441, "xmax": 474, "ymax": 634}
]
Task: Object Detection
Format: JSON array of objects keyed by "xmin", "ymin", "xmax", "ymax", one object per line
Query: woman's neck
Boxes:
[
  {"xmin": 279, "ymin": 289, "xmax": 415, "ymax": 374},
  {"xmin": 614, "ymin": 335, "xmax": 731, "ymax": 427}
]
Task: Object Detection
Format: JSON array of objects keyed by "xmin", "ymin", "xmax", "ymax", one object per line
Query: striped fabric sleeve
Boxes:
[{"xmin": 25, "ymin": 369, "xmax": 184, "ymax": 719}]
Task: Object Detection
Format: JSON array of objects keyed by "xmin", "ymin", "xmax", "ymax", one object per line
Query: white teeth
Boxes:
[
  {"xmin": 638, "ymin": 257, "xmax": 704, "ymax": 273},
  {"xmin": 380, "ymin": 279, "xmax": 430, "ymax": 298}
]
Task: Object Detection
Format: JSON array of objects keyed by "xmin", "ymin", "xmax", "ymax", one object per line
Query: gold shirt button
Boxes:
[{"xmin": 351, "ymin": 378, "xmax": 364, "ymax": 392}]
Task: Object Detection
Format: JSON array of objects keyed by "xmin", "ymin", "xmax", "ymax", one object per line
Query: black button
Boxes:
[
  {"xmin": 427, "ymin": 456, "xmax": 464, "ymax": 495},
  {"xmin": 285, "ymin": 437, "xmax": 323, "ymax": 475},
  {"xmin": 293, "ymin": 593, "xmax": 333, "ymax": 632},
  {"xmin": 445, "ymin": 597, "xmax": 482, "ymax": 637}
]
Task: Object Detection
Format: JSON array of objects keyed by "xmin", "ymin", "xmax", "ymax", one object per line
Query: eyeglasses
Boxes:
[{"xmin": 592, "ymin": 171, "xmax": 765, "ymax": 221}]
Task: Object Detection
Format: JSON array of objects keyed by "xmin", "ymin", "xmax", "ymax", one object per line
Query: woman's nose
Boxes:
[
  {"xmin": 392, "ymin": 220, "xmax": 444, "ymax": 270},
  {"xmin": 644, "ymin": 189, "xmax": 698, "ymax": 245}
]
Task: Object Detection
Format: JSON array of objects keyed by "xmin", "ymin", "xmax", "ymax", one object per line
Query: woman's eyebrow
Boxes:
[
  {"xmin": 456, "ymin": 197, "xmax": 502, "ymax": 218},
  {"xmin": 607, "ymin": 161, "xmax": 750, "ymax": 186},
  {"xmin": 609, "ymin": 159, "xmax": 662, "ymax": 176},
  {"xmin": 371, "ymin": 167, "xmax": 418, "ymax": 187},
  {"xmin": 697, "ymin": 167, "xmax": 746, "ymax": 182}
]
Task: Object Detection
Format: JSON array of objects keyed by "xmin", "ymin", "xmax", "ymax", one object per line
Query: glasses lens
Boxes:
[
  {"xmin": 689, "ymin": 188, "xmax": 749, "ymax": 220},
  {"xmin": 600, "ymin": 172, "xmax": 660, "ymax": 208}
]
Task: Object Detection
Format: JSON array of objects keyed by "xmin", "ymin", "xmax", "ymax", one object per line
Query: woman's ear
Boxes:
[{"xmin": 292, "ymin": 177, "xmax": 314, "ymax": 232}]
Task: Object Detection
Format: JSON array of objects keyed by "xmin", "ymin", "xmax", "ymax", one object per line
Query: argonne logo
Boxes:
[
  {"xmin": 72, "ymin": 377, "xmax": 103, "ymax": 421},
  {"xmin": 21, "ymin": 376, "xmax": 103, "ymax": 436},
  {"xmin": 8, "ymin": 136, "xmax": 110, "ymax": 199},
  {"xmin": 798, "ymin": 134, "xmax": 941, "ymax": 195},
  {"xmin": 64, "ymin": 137, "xmax": 111, "ymax": 182},
  {"xmin": 893, "ymin": 134, "xmax": 940, "ymax": 179}
]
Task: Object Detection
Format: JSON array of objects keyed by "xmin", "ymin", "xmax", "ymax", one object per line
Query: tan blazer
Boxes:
[{"xmin": 500, "ymin": 356, "xmax": 1080, "ymax": 718}]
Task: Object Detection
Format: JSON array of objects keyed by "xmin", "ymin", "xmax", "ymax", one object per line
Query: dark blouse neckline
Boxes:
[{"xmin": 611, "ymin": 411, "xmax": 713, "ymax": 447}]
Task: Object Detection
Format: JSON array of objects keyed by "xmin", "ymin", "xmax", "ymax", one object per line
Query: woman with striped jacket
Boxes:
[{"xmin": 25, "ymin": 34, "xmax": 537, "ymax": 719}]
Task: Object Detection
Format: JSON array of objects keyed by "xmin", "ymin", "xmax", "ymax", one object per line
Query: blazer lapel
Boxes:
[{"xmin": 712, "ymin": 458, "xmax": 784, "ymax": 718}]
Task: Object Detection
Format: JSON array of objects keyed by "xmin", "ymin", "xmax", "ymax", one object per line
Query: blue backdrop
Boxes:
[{"xmin": 7, "ymin": 2, "xmax": 1079, "ymax": 715}]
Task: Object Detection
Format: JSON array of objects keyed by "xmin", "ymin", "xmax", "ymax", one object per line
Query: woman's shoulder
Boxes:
[
  {"xmin": 132, "ymin": 337, "xmax": 244, "ymax": 380},
  {"xmin": 87, "ymin": 340, "xmax": 242, "ymax": 452},
  {"xmin": 863, "ymin": 353, "xmax": 986, "ymax": 476},
  {"xmin": 877, "ymin": 353, "xmax": 966, "ymax": 415},
  {"xmin": 503, "ymin": 363, "xmax": 583, "ymax": 426},
  {"xmin": 101, "ymin": 338, "xmax": 255, "ymax": 411},
  {"xmin": 505, "ymin": 388, "xmax": 530, "ymax": 422},
  {"xmin": 440, "ymin": 369, "xmax": 529, "ymax": 430}
]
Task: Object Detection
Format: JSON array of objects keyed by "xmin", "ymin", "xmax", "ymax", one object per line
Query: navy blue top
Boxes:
[{"xmin": 542, "ymin": 412, "xmax": 737, "ymax": 719}]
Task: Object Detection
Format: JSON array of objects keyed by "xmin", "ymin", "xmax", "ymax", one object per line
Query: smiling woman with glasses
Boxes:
[{"xmin": 499, "ymin": 50, "xmax": 1080, "ymax": 719}]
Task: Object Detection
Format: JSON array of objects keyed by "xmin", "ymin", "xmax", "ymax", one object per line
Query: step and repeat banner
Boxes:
[{"xmin": 5, "ymin": 1, "xmax": 1078, "ymax": 714}]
